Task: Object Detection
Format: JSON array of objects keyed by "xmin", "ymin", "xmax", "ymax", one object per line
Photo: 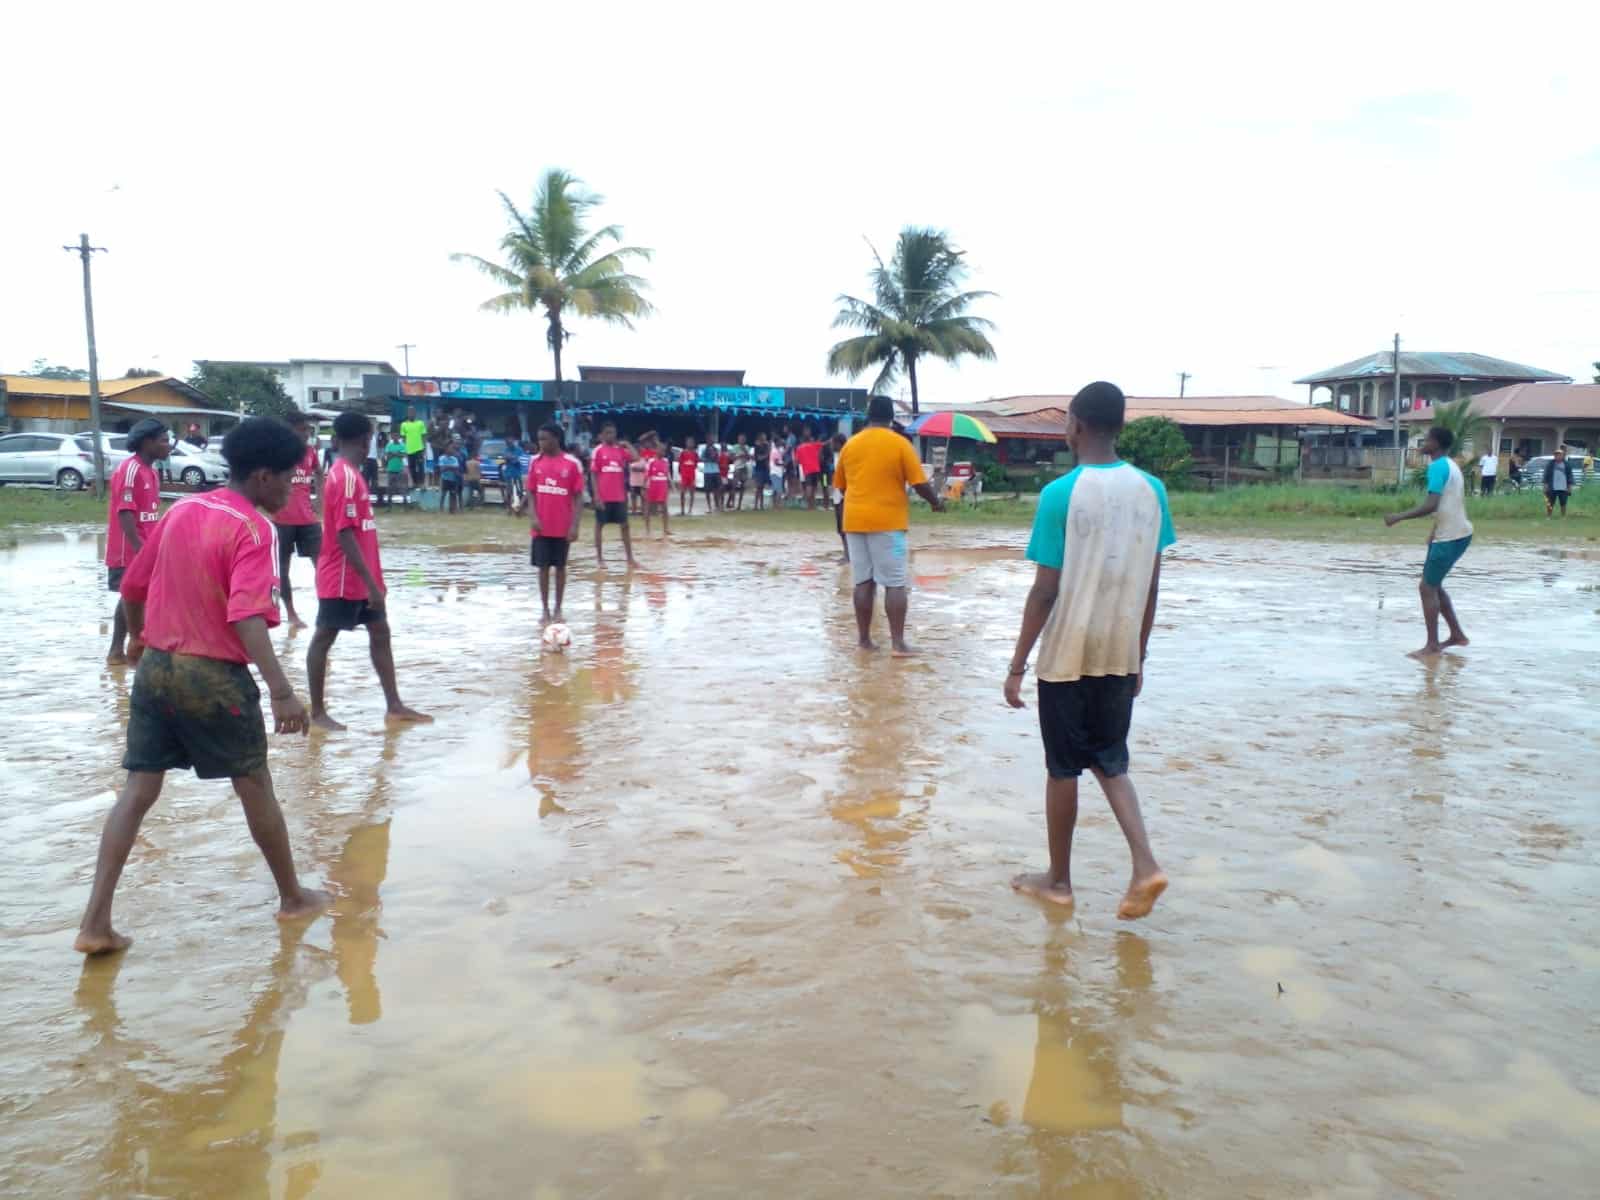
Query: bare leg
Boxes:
[
  {"xmin": 306, "ymin": 627, "xmax": 346, "ymax": 731},
  {"xmin": 107, "ymin": 599, "xmax": 129, "ymax": 664},
  {"xmin": 661, "ymin": 503, "xmax": 670, "ymax": 538},
  {"xmin": 231, "ymin": 769, "xmax": 331, "ymax": 920},
  {"xmin": 853, "ymin": 579, "xmax": 878, "ymax": 650},
  {"xmin": 1439, "ymin": 588, "xmax": 1468, "ymax": 649},
  {"xmin": 76, "ymin": 771, "xmax": 165, "ymax": 953},
  {"xmin": 594, "ymin": 519, "xmax": 606, "ymax": 568},
  {"xmin": 1012, "ymin": 774, "xmax": 1078, "ymax": 905},
  {"xmin": 279, "ymin": 542, "xmax": 304, "ymax": 628},
  {"xmin": 554, "ymin": 565, "xmax": 567, "ymax": 621},
  {"xmin": 538, "ymin": 564, "xmax": 552, "ymax": 622},
  {"xmin": 886, "ymin": 586, "xmax": 917, "ymax": 656},
  {"xmin": 1410, "ymin": 581, "xmax": 1444, "ymax": 658},
  {"xmin": 369, "ymin": 618, "xmax": 429, "ymax": 722},
  {"xmin": 1092, "ymin": 768, "xmax": 1167, "ymax": 920},
  {"xmin": 620, "ymin": 521, "xmax": 638, "ymax": 567}
]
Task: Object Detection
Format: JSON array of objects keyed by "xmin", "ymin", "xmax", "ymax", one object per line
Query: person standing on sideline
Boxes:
[
  {"xmin": 642, "ymin": 433, "xmax": 672, "ymax": 537},
  {"xmin": 752, "ymin": 433, "xmax": 771, "ymax": 511},
  {"xmin": 1477, "ymin": 447, "xmax": 1498, "ymax": 497},
  {"xmin": 306, "ymin": 411, "xmax": 430, "ymax": 731},
  {"xmin": 628, "ymin": 448, "xmax": 648, "ymax": 516},
  {"xmin": 76, "ymin": 418, "xmax": 331, "ymax": 955},
  {"xmin": 591, "ymin": 423, "xmax": 639, "ymax": 568},
  {"xmin": 272, "ymin": 412, "xmax": 324, "ymax": 628},
  {"xmin": 1544, "ymin": 446, "xmax": 1575, "ymax": 516},
  {"xmin": 363, "ymin": 425, "xmax": 381, "ymax": 493},
  {"xmin": 104, "ymin": 419, "xmax": 172, "ymax": 664},
  {"xmin": 796, "ymin": 429, "xmax": 824, "ymax": 509},
  {"xmin": 1385, "ymin": 425, "xmax": 1473, "ymax": 657},
  {"xmin": 520, "ymin": 422, "xmax": 584, "ymax": 624},
  {"xmin": 1002, "ymin": 381, "xmax": 1173, "ymax": 920},
  {"xmin": 769, "ymin": 437, "xmax": 787, "ymax": 509},
  {"xmin": 829, "ymin": 432, "xmax": 849, "ymax": 560},
  {"xmin": 383, "ymin": 428, "xmax": 408, "ymax": 507},
  {"xmin": 400, "ymin": 405, "xmax": 428, "ymax": 488},
  {"xmin": 833, "ymin": 395, "xmax": 944, "ymax": 655},
  {"xmin": 437, "ymin": 443, "xmax": 463, "ymax": 514},
  {"xmin": 701, "ymin": 439, "xmax": 722, "ymax": 511},
  {"xmin": 678, "ymin": 440, "xmax": 700, "ymax": 515}
]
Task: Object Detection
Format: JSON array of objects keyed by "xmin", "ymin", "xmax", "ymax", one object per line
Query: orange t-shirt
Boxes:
[{"xmin": 833, "ymin": 426, "xmax": 927, "ymax": 533}]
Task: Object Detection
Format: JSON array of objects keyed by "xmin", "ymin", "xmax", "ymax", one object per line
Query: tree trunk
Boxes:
[
  {"xmin": 548, "ymin": 310, "xmax": 565, "ymax": 412},
  {"xmin": 907, "ymin": 354, "xmax": 920, "ymax": 416}
]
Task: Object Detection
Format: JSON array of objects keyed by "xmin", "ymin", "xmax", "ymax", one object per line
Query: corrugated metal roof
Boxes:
[
  {"xmin": 1294, "ymin": 352, "xmax": 1570, "ymax": 385},
  {"xmin": 1401, "ymin": 382, "xmax": 1600, "ymax": 423},
  {"xmin": 956, "ymin": 402, "xmax": 1366, "ymax": 436},
  {"xmin": 0, "ymin": 374, "xmax": 219, "ymax": 408}
]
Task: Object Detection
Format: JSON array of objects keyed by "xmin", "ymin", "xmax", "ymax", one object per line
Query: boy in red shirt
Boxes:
[
  {"xmin": 678, "ymin": 441, "xmax": 700, "ymax": 516},
  {"xmin": 105, "ymin": 418, "xmax": 171, "ymax": 664},
  {"xmin": 76, "ymin": 418, "xmax": 331, "ymax": 955},
  {"xmin": 642, "ymin": 433, "xmax": 672, "ymax": 538},
  {"xmin": 270, "ymin": 411, "xmax": 324, "ymax": 629},
  {"xmin": 306, "ymin": 411, "xmax": 430, "ymax": 732},
  {"xmin": 796, "ymin": 429, "xmax": 825, "ymax": 510},
  {"xmin": 590, "ymin": 421, "xmax": 638, "ymax": 569},
  {"xmin": 519, "ymin": 422, "xmax": 585, "ymax": 622}
]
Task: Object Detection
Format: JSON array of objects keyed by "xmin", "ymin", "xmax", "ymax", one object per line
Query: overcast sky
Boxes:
[{"xmin": 5, "ymin": 1, "xmax": 1596, "ymax": 405}]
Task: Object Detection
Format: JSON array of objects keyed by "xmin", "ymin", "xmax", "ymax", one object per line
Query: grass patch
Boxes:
[
  {"xmin": 1171, "ymin": 484, "xmax": 1596, "ymax": 527},
  {"xmin": 0, "ymin": 486, "xmax": 104, "ymax": 533}
]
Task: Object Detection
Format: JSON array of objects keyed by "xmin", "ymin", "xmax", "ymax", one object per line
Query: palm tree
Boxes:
[
  {"xmin": 1430, "ymin": 397, "xmax": 1490, "ymax": 457},
  {"xmin": 452, "ymin": 169, "xmax": 653, "ymax": 405},
  {"xmin": 827, "ymin": 227, "xmax": 996, "ymax": 415}
]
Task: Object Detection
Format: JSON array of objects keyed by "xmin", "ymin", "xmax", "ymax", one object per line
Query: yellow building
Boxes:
[{"xmin": 0, "ymin": 375, "xmax": 235, "ymax": 437}]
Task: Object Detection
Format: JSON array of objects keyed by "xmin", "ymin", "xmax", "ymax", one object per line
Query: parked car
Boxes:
[
  {"xmin": 1520, "ymin": 455, "xmax": 1588, "ymax": 492},
  {"xmin": 161, "ymin": 441, "xmax": 230, "ymax": 487},
  {"xmin": 475, "ymin": 438, "xmax": 530, "ymax": 487},
  {"xmin": 76, "ymin": 433, "xmax": 134, "ymax": 474},
  {"xmin": 0, "ymin": 432, "xmax": 104, "ymax": 489}
]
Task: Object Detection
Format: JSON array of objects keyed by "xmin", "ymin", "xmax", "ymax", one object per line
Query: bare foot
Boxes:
[
  {"xmin": 75, "ymin": 928, "xmax": 133, "ymax": 955},
  {"xmin": 311, "ymin": 712, "xmax": 347, "ymax": 732},
  {"xmin": 858, "ymin": 639, "xmax": 879, "ymax": 652},
  {"xmin": 626, "ymin": 558, "xmax": 639, "ymax": 570},
  {"xmin": 891, "ymin": 643, "xmax": 920, "ymax": 658},
  {"xmin": 286, "ymin": 614, "xmax": 307, "ymax": 630},
  {"xmin": 105, "ymin": 651, "xmax": 128, "ymax": 667},
  {"xmin": 1407, "ymin": 643, "xmax": 1443, "ymax": 660},
  {"xmin": 1441, "ymin": 635, "xmax": 1470, "ymax": 650},
  {"xmin": 1117, "ymin": 871, "xmax": 1169, "ymax": 920},
  {"xmin": 386, "ymin": 705, "xmax": 433, "ymax": 723},
  {"xmin": 277, "ymin": 888, "xmax": 333, "ymax": 921},
  {"xmin": 1012, "ymin": 873, "xmax": 1075, "ymax": 907}
]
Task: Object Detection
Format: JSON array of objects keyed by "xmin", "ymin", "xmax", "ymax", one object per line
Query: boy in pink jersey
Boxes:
[
  {"xmin": 518, "ymin": 422, "xmax": 585, "ymax": 623},
  {"xmin": 306, "ymin": 411, "xmax": 430, "ymax": 732},
  {"xmin": 590, "ymin": 421, "xmax": 639, "ymax": 569},
  {"xmin": 76, "ymin": 418, "xmax": 331, "ymax": 955},
  {"xmin": 642, "ymin": 432, "xmax": 672, "ymax": 538},
  {"xmin": 105, "ymin": 419, "xmax": 171, "ymax": 665},
  {"xmin": 270, "ymin": 411, "xmax": 324, "ymax": 629}
]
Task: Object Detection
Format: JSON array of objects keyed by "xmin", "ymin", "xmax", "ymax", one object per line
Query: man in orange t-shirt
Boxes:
[{"xmin": 832, "ymin": 396, "xmax": 943, "ymax": 655}]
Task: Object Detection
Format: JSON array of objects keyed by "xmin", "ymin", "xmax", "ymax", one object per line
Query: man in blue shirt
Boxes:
[
  {"xmin": 437, "ymin": 444, "xmax": 463, "ymax": 515},
  {"xmin": 1003, "ymin": 381, "xmax": 1174, "ymax": 921}
]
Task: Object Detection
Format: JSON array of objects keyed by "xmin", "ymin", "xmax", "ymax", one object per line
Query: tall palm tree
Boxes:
[
  {"xmin": 452, "ymin": 169, "xmax": 653, "ymax": 405},
  {"xmin": 827, "ymin": 227, "xmax": 996, "ymax": 415},
  {"xmin": 1429, "ymin": 397, "xmax": 1489, "ymax": 456}
]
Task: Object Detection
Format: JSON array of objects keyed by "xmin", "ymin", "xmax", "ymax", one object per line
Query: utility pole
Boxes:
[
  {"xmin": 1178, "ymin": 371, "xmax": 1191, "ymax": 399},
  {"xmin": 1392, "ymin": 332, "xmax": 1403, "ymax": 486},
  {"xmin": 396, "ymin": 343, "xmax": 415, "ymax": 376},
  {"xmin": 65, "ymin": 234, "xmax": 109, "ymax": 497}
]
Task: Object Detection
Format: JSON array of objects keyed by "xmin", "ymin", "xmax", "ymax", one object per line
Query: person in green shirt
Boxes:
[
  {"xmin": 383, "ymin": 431, "xmax": 409, "ymax": 507},
  {"xmin": 399, "ymin": 406, "xmax": 428, "ymax": 485}
]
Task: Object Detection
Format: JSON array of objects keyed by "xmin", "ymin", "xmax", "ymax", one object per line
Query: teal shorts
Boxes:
[{"xmin": 1422, "ymin": 535, "xmax": 1471, "ymax": 587}]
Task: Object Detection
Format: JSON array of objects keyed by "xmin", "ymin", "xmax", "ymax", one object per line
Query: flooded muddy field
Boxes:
[{"xmin": 2, "ymin": 519, "xmax": 1597, "ymax": 1198}]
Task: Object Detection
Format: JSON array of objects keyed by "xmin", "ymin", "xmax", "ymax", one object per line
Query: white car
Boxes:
[
  {"xmin": 0, "ymin": 432, "xmax": 104, "ymax": 489},
  {"xmin": 162, "ymin": 441, "xmax": 230, "ymax": 487},
  {"xmin": 77, "ymin": 433, "xmax": 135, "ymax": 474}
]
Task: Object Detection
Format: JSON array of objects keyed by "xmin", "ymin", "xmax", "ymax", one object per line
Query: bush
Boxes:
[
  {"xmin": 1117, "ymin": 417, "xmax": 1192, "ymax": 483},
  {"xmin": 980, "ymin": 462, "xmax": 1010, "ymax": 490}
]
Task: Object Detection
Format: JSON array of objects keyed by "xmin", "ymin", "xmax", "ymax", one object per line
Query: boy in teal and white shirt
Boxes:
[
  {"xmin": 1003, "ymin": 381, "xmax": 1174, "ymax": 921},
  {"xmin": 1385, "ymin": 425, "xmax": 1472, "ymax": 658}
]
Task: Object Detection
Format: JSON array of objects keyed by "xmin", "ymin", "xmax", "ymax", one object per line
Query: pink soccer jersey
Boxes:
[
  {"xmin": 106, "ymin": 456, "xmax": 161, "ymax": 567},
  {"xmin": 316, "ymin": 458, "xmax": 383, "ymax": 601},
  {"xmin": 529, "ymin": 452, "xmax": 584, "ymax": 535},
  {"xmin": 591, "ymin": 443, "xmax": 630, "ymax": 504},
  {"xmin": 275, "ymin": 445, "xmax": 319, "ymax": 526}
]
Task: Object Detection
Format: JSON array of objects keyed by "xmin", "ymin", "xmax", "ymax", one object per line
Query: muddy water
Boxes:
[{"xmin": 2, "ymin": 521, "xmax": 1598, "ymax": 1198}]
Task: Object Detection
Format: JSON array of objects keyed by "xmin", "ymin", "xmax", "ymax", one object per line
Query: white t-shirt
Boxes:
[
  {"xmin": 1478, "ymin": 453, "xmax": 1497, "ymax": 478},
  {"xmin": 1025, "ymin": 463, "xmax": 1176, "ymax": 682},
  {"xmin": 1427, "ymin": 457, "xmax": 1474, "ymax": 542}
]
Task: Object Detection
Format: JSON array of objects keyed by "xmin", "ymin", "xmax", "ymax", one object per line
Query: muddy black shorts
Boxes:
[
  {"xmin": 107, "ymin": 566, "xmax": 126, "ymax": 593},
  {"xmin": 1037, "ymin": 674, "xmax": 1139, "ymax": 779},
  {"xmin": 317, "ymin": 597, "xmax": 384, "ymax": 631},
  {"xmin": 598, "ymin": 501, "xmax": 629, "ymax": 526},
  {"xmin": 274, "ymin": 522, "xmax": 322, "ymax": 560},
  {"xmin": 531, "ymin": 536, "xmax": 571, "ymax": 568},
  {"xmin": 123, "ymin": 648, "xmax": 268, "ymax": 780}
]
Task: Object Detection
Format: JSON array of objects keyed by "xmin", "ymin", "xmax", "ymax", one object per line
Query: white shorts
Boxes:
[{"xmin": 847, "ymin": 531, "xmax": 909, "ymax": 588}]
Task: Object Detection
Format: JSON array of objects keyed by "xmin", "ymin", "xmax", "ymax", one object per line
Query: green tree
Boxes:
[
  {"xmin": 122, "ymin": 367, "xmax": 163, "ymax": 378},
  {"xmin": 189, "ymin": 362, "xmax": 293, "ymax": 418},
  {"xmin": 24, "ymin": 358, "xmax": 88, "ymax": 380},
  {"xmin": 1591, "ymin": 361, "xmax": 1598, "ymax": 383},
  {"xmin": 1117, "ymin": 416, "xmax": 1192, "ymax": 483},
  {"xmin": 451, "ymin": 169, "xmax": 653, "ymax": 404},
  {"xmin": 826, "ymin": 227, "xmax": 996, "ymax": 415}
]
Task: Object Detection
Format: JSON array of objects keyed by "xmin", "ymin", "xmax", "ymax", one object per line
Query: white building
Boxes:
[{"xmin": 196, "ymin": 357, "xmax": 399, "ymax": 410}]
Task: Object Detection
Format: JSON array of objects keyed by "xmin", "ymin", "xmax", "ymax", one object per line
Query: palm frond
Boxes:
[{"xmin": 449, "ymin": 253, "xmax": 526, "ymax": 291}]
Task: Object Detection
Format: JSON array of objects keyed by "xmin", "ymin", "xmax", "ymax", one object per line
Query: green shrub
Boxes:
[{"xmin": 1117, "ymin": 417, "xmax": 1192, "ymax": 483}]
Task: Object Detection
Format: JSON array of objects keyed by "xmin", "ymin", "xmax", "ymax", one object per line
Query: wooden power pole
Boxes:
[
  {"xmin": 1178, "ymin": 371, "xmax": 1191, "ymax": 399},
  {"xmin": 1392, "ymin": 333, "xmax": 1403, "ymax": 486},
  {"xmin": 64, "ymin": 233, "xmax": 109, "ymax": 497}
]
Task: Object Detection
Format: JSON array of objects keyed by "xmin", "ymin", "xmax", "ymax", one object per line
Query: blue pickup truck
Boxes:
[{"xmin": 477, "ymin": 438, "xmax": 531, "ymax": 493}]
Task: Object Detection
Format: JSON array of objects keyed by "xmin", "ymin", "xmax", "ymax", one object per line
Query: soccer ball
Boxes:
[{"xmin": 542, "ymin": 622, "xmax": 573, "ymax": 652}]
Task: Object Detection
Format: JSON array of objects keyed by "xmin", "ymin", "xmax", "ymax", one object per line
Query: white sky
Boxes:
[{"xmin": 4, "ymin": 1, "xmax": 1597, "ymax": 404}]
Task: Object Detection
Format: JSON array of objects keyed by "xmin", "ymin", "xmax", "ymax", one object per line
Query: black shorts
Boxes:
[
  {"xmin": 442, "ymin": 480, "xmax": 462, "ymax": 496},
  {"xmin": 316, "ymin": 597, "xmax": 384, "ymax": 632},
  {"xmin": 531, "ymin": 536, "xmax": 571, "ymax": 568},
  {"xmin": 702, "ymin": 476, "xmax": 721, "ymax": 493},
  {"xmin": 598, "ymin": 501, "xmax": 629, "ymax": 526},
  {"xmin": 1037, "ymin": 675, "xmax": 1139, "ymax": 779},
  {"xmin": 123, "ymin": 649, "xmax": 268, "ymax": 780},
  {"xmin": 409, "ymin": 451, "xmax": 426, "ymax": 478},
  {"xmin": 274, "ymin": 522, "xmax": 322, "ymax": 559},
  {"xmin": 107, "ymin": 566, "xmax": 126, "ymax": 593},
  {"xmin": 804, "ymin": 472, "xmax": 823, "ymax": 486}
]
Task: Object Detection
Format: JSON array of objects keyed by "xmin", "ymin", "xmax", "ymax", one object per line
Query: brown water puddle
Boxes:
[{"xmin": 2, "ymin": 523, "xmax": 1598, "ymax": 1197}]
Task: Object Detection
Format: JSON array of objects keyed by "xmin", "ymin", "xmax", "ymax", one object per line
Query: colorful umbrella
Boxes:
[{"xmin": 908, "ymin": 411, "xmax": 998, "ymax": 443}]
